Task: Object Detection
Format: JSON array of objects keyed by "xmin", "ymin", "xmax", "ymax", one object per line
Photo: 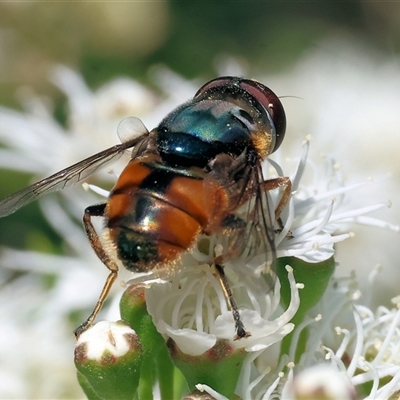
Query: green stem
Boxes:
[
  {"xmin": 137, "ymin": 355, "xmax": 155, "ymax": 400},
  {"xmin": 157, "ymin": 345, "xmax": 175, "ymax": 400}
]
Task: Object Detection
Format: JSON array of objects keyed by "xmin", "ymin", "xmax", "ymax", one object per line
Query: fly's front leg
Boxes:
[
  {"xmin": 261, "ymin": 176, "xmax": 291, "ymax": 230},
  {"xmin": 74, "ymin": 203, "xmax": 119, "ymax": 338}
]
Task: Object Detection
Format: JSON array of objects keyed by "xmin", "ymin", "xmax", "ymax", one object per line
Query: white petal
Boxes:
[
  {"xmin": 156, "ymin": 320, "xmax": 217, "ymax": 356},
  {"xmin": 214, "ymin": 311, "xmax": 294, "ymax": 352}
]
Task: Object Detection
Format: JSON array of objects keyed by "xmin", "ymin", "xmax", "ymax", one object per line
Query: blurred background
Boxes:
[
  {"xmin": 1, "ymin": 1, "xmax": 399, "ymax": 104},
  {"xmin": 0, "ymin": 1, "xmax": 399, "ymax": 398}
]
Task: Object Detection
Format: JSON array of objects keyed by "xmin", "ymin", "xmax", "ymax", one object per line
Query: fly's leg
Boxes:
[
  {"xmin": 232, "ymin": 175, "xmax": 291, "ymax": 229},
  {"xmin": 74, "ymin": 203, "xmax": 119, "ymax": 338},
  {"xmin": 262, "ymin": 176, "xmax": 291, "ymax": 220},
  {"xmin": 213, "ymin": 262, "xmax": 250, "ymax": 340},
  {"xmin": 213, "ymin": 216, "xmax": 250, "ymax": 340},
  {"xmin": 261, "ymin": 176, "xmax": 291, "ymax": 230}
]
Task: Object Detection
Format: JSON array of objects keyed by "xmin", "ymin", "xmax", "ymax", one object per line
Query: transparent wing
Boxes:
[
  {"xmin": 248, "ymin": 164, "xmax": 277, "ymax": 273},
  {"xmin": 0, "ymin": 135, "xmax": 147, "ymax": 217}
]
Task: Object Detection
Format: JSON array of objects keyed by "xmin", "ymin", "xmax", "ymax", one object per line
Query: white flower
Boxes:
[
  {"xmin": 283, "ymin": 364, "xmax": 357, "ymax": 400},
  {"xmin": 145, "ymin": 264, "xmax": 298, "ymax": 356},
  {"xmin": 321, "ymin": 271, "xmax": 400, "ymax": 399},
  {"xmin": 274, "ymin": 139, "xmax": 398, "ymax": 264},
  {"xmin": 0, "ymin": 65, "xmax": 155, "ymax": 176},
  {"xmin": 240, "ymin": 269, "xmax": 400, "ymax": 399}
]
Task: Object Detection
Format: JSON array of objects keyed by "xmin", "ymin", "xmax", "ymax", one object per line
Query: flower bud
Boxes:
[
  {"xmin": 74, "ymin": 320, "xmax": 143, "ymax": 400},
  {"xmin": 168, "ymin": 338, "xmax": 246, "ymax": 399}
]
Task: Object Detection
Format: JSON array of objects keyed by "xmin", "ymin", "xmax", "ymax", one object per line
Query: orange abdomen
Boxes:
[{"xmin": 106, "ymin": 155, "xmax": 230, "ymax": 272}]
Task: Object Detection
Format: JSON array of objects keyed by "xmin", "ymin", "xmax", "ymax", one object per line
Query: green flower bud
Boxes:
[
  {"xmin": 168, "ymin": 338, "xmax": 246, "ymax": 399},
  {"xmin": 74, "ymin": 320, "xmax": 143, "ymax": 400}
]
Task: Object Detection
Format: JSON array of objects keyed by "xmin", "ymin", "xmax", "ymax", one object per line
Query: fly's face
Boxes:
[{"xmin": 0, "ymin": 77, "xmax": 289, "ymax": 339}]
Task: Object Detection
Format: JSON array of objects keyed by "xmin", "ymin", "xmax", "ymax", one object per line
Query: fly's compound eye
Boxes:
[
  {"xmin": 195, "ymin": 77, "xmax": 233, "ymax": 97},
  {"xmin": 237, "ymin": 79, "xmax": 286, "ymax": 153},
  {"xmin": 195, "ymin": 77, "xmax": 286, "ymax": 153}
]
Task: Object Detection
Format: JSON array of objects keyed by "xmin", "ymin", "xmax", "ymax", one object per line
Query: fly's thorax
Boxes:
[{"xmin": 155, "ymin": 97, "xmax": 265, "ymax": 168}]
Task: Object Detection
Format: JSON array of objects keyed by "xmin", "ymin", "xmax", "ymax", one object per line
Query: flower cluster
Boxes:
[
  {"xmin": 0, "ymin": 56, "xmax": 398, "ymax": 398},
  {"xmin": 65, "ymin": 127, "xmax": 399, "ymax": 398}
]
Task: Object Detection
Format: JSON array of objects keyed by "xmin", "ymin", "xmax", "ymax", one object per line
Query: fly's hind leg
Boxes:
[
  {"xmin": 74, "ymin": 203, "xmax": 119, "ymax": 338},
  {"xmin": 213, "ymin": 262, "xmax": 250, "ymax": 340}
]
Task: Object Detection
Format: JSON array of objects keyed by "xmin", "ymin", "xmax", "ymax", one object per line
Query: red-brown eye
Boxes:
[
  {"xmin": 195, "ymin": 77, "xmax": 233, "ymax": 97},
  {"xmin": 195, "ymin": 77, "xmax": 286, "ymax": 153},
  {"xmin": 238, "ymin": 79, "xmax": 286, "ymax": 152}
]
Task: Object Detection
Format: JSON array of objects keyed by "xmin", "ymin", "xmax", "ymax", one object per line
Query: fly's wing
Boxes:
[
  {"xmin": 204, "ymin": 151, "xmax": 277, "ymax": 283},
  {"xmin": 0, "ymin": 123, "xmax": 149, "ymax": 217},
  {"xmin": 244, "ymin": 163, "xmax": 277, "ymax": 282}
]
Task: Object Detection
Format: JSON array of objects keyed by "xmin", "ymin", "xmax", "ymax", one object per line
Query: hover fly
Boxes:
[{"xmin": 0, "ymin": 77, "xmax": 290, "ymax": 339}]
